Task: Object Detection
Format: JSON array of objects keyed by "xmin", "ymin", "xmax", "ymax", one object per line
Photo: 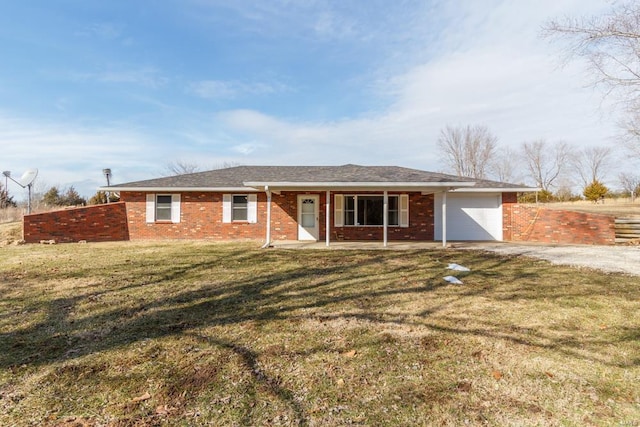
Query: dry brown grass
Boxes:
[
  {"xmin": 530, "ymin": 198, "xmax": 640, "ymax": 217},
  {"xmin": 0, "ymin": 241, "xmax": 638, "ymax": 426},
  {"xmin": 0, "ymin": 221, "xmax": 22, "ymax": 245}
]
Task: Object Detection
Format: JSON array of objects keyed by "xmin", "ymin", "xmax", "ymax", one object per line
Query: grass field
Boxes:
[
  {"xmin": 524, "ymin": 198, "xmax": 640, "ymax": 217},
  {"xmin": 0, "ymin": 240, "xmax": 639, "ymax": 426}
]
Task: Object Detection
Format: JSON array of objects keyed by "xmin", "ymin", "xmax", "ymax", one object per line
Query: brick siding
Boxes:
[
  {"xmin": 505, "ymin": 203, "xmax": 616, "ymax": 245},
  {"xmin": 22, "ymin": 190, "xmax": 616, "ymax": 245},
  {"xmin": 120, "ymin": 191, "xmax": 435, "ymax": 242},
  {"xmin": 23, "ymin": 202, "xmax": 129, "ymax": 243}
]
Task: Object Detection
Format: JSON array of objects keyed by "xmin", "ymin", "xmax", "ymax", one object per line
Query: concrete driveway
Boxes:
[
  {"xmin": 270, "ymin": 240, "xmax": 640, "ymax": 276},
  {"xmin": 456, "ymin": 242, "xmax": 640, "ymax": 276}
]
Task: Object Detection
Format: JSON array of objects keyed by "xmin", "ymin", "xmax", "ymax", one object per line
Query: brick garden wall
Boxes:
[
  {"xmin": 505, "ymin": 203, "xmax": 616, "ymax": 245},
  {"xmin": 23, "ymin": 202, "xmax": 129, "ymax": 243}
]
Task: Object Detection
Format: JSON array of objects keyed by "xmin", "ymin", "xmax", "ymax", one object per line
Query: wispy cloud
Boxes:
[
  {"xmin": 72, "ymin": 66, "xmax": 168, "ymax": 88},
  {"xmin": 76, "ymin": 22, "xmax": 125, "ymax": 40},
  {"xmin": 188, "ymin": 80, "xmax": 288, "ymax": 99}
]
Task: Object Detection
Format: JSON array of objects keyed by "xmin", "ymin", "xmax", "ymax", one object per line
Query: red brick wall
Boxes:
[
  {"xmin": 23, "ymin": 202, "xmax": 129, "ymax": 243},
  {"xmin": 121, "ymin": 191, "xmax": 268, "ymax": 240},
  {"xmin": 502, "ymin": 193, "xmax": 518, "ymax": 241},
  {"xmin": 507, "ymin": 204, "xmax": 616, "ymax": 245},
  {"xmin": 120, "ymin": 191, "xmax": 436, "ymax": 242}
]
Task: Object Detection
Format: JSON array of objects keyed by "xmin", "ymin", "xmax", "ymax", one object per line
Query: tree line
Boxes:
[{"xmin": 437, "ymin": 123, "xmax": 639, "ymax": 202}]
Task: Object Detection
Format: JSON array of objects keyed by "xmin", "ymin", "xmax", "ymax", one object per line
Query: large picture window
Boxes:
[{"xmin": 343, "ymin": 195, "xmax": 399, "ymax": 226}]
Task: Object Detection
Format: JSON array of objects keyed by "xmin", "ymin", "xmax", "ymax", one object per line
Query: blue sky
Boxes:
[{"xmin": 0, "ymin": 0, "xmax": 628, "ymax": 199}]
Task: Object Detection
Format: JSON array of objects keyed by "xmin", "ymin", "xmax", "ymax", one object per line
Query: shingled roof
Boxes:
[{"xmin": 105, "ymin": 164, "xmax": 531, "ymax": 191}]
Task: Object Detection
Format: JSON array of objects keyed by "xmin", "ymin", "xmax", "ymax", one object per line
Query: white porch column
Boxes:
[
  {"xmin": 264, "ymin": 187, "xmax": 272, "ymax": 248},
  {"xmin": 383, "ymin": 190, "xmax": 388, "ymax": 247},
  {"xmin": 442, "ymin": 189, "xmax": 447, "ymax": 248},
  {"xmin": 326, "ymin": 190, "xmax": 331, "ymax": 247}
]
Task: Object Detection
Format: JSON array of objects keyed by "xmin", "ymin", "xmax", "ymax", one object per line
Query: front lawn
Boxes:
[{"xmin": 0, "ymin": 241, "xmax": 638, "ymax": 426}]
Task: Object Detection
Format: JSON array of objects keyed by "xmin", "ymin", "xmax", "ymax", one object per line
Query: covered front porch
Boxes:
[{"xmin": 248, "ymin": 184, "xmax": 476, "ymax": 248}]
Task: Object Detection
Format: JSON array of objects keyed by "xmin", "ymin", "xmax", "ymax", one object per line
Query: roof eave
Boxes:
[
  {"xmin": 98, "ymin": 186, "xmax": 258, "ymax": 193},
  {"xmin": 243, "ymin": 181, "xmax": 477, "ymax": 190},
  {"xmin": 451, "ymin": 187, "xmax": 540, "ymax": 193}
]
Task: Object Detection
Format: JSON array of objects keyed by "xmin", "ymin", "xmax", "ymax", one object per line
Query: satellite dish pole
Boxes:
[
  {"xmin": 1, "ymin": 171, "xmax": 9, "ymax": 209},
  {"xmin": 4, "ymin": 169, "xmax": 38, "ymax": 214},
  {"xmin": 102, "ymin": 168, "xmax": 112, "ymax": 203}
]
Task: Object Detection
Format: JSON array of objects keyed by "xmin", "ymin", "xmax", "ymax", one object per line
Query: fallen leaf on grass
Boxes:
[
  {"xmin": 492, "ymin": 370, "xmax": 503, "ymax": 380},
  {"xmin": 544, "ymin": 371, "xmax": 554, "ymax": 378},
  {"xmin": 156, "ymin": 405, "xmax": 176, "ymax": 415},
  {"xmin": 131, "ymin": 392, "xmax": 151, "ymax": 403}
]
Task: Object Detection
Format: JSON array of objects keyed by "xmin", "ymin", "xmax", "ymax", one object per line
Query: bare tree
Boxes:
[
  {"xmin": 543, "ymin": 2, "xmax": 640, "ymax": 157},
  {"xmin": 619, "ymin": 172, "xmax": 640, "ymax": 201},
  {"xmin": 490, "ymin": 146, "xmax": 521, "ymax": 183},
  {"xmin": 437, "ymin": 124, "xmax": 498, "ymax": 179},
  {"xmin": 521, "ymin": 140, "xmax": 572, "ymax": 191},
  {"xmin": 571, "ymin": 146, "xmax": 613, "ymax": 187},
  {"xmin": 163, "ymin": 160, "xmax": 202, "ymax": 176}
]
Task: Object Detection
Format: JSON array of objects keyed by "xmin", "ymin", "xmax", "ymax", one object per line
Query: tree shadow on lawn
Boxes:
[{"xmin": 1, "ymin": 247, "xmax": 638, "ymax": 424}]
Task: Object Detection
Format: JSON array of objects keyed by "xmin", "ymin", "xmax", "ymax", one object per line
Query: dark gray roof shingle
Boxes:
[{"xmin": 109, "ymin": 164, "xmax": 529, "ymax": 189}]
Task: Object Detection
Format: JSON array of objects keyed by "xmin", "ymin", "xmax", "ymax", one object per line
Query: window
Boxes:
[
  {"xmin": 232, "ymin": 195, "xmax": 248, "ymax": 221},
  {"xmin": 342, "ymin": 195, "xmax": 399, "ymax": 226},
  {"xmin": 222, "ymin": 194, "xmax": 257, "ymax": 223},
  {"xmin": 155, "ymin": 195, "xmax": 172, "ymax": 221},
  {"xmin": 146, "ymin": 194, "xmax": 181, "ymax": 223}
]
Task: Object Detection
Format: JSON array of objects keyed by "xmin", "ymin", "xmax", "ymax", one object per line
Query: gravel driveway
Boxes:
[{"xmin": 461, "ymin": 243, "xmax": 640, "ymax": 276}]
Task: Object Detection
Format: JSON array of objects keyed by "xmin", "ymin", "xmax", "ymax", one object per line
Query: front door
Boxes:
[{"xmin": 298, "ymin": 195, "xmax": 319, "ymax": 240}]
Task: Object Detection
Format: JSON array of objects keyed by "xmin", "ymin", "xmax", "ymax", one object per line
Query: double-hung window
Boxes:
[
  {"xmin": 155, "ymin": 195, "xmax": 173, "ymax": 221},
  {"xmin": 232, "ymin": 195, "xmax": 248, "ymax": 221},
  {"xmin": 222, "ymin": 194, "xmax": 258, "ymax": 223},
  {"xmin": 146, "ymin": 194, "xmax": 181, "ymax": 223}
]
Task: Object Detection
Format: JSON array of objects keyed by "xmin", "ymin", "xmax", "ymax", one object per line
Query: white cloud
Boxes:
[{"xmin": 204, "ymin": 0, "xmax": 628, "ymax": 185}]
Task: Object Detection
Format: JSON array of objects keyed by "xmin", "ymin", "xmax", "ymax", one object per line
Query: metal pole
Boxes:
[{"xmin": 27, "ymin": 184, "xmax": 32, "ymax": 214}]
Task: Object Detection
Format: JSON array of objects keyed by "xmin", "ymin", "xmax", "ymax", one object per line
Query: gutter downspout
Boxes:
[{"xmin": 261, "ymin": 186, "xmax": 272, "ymax": 249}]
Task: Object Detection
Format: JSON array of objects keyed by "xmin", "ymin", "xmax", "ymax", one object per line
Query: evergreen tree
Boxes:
[{"xmin": 583, "ymin": 180, "xmax": 609, "ymax": 203}]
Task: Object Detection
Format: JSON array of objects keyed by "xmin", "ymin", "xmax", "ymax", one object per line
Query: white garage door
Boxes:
[{"xmin": 434, "ymin": 193, "xmax": 503, "ymax": 241}]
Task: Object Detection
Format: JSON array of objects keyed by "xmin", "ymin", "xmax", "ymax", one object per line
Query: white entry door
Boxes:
[{"xmin": 298, "ymin": 195, "xmax": 319, "ymax": 240}]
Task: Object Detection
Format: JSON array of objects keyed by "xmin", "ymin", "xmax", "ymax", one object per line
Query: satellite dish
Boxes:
[{"xmin": 18, "ymin": 168, "xmax": 38, "ymax": 187}]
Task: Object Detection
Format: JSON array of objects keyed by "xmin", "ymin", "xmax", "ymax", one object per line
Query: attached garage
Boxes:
[{"xmin": 434, "ymin": 192, "xmax": 503, "ymax": 241}]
